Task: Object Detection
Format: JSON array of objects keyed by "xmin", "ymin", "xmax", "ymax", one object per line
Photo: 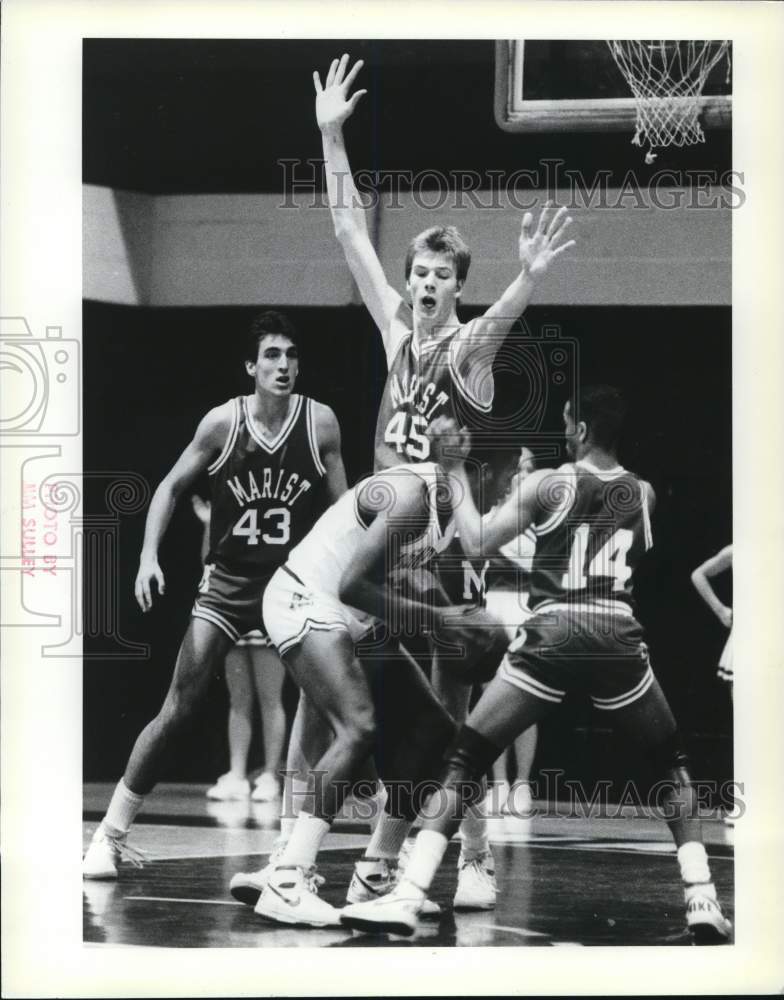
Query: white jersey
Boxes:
[{"xmin": 286, "ymin": 462, "xmax": 455, "ymax": 605}]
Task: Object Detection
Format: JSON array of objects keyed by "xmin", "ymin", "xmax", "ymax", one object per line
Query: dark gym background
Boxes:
[{"xmin": 83, "ymin": 40, "xmax": 732, "ymax": 799}]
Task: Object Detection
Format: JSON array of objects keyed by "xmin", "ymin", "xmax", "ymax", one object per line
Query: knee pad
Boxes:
[
  {"xmin": 440, "ymin": 725, "xmax": 504, "ymax": 806},
  {"xmin": 647, "ymin": 731, "xmax": 691, "ymax": 785}
]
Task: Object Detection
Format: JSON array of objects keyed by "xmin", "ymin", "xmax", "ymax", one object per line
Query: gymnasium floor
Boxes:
[{"xmin": 83, "ymin": 784, "xmax": 734, "ymax": 948}]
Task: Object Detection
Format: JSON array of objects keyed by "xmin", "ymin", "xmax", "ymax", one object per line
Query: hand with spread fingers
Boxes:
[
  {"xmin": 518, "ymin": 201, "xmax": 576, "ymax": 278},
  {"xmin": 314, "ymin": 53, "xmax": 367, "ymax": 133}
]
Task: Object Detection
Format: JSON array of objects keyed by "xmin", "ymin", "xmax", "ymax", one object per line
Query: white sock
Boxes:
[
  {"xmin": 677, "ymin": 841, "xmax": 712, "ymax": 885},
  {"xmin": 367, "ymin": 784, "xmax": 388, "ymax": 833},
  {"xmin": 280, "ymin": 774, "xmax": 311, "ymax": 840},
  {"xmin": 104, "ymin": 779, "xmax": 144, "ymax": 836},
  {"xmin": 279, "ymin": 812, "xmax": 330, "ymax": 868},
  {"xmin": 401, "ymin": 830, "xmax": 449, "ymax": 893},
  {"xmin": 364, "ymin": 813, "xmax": 412, "ymax": 861},
  {"xmin": 460, "ymin": 805, "xmax": 490, "ymax": 858}
]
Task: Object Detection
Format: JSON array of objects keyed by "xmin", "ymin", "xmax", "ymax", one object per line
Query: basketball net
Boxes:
[{"xmin": 606, "ymin": 41, "xmax": 731, "ymax": 163}]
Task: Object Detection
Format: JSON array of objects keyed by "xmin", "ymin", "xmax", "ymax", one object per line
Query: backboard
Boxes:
[{"xmin": 495, "ymin": 40, "xmax": 732, "ymax": 133}]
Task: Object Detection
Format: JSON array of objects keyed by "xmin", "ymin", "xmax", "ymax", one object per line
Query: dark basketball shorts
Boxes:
[
  {"xmin": 499, "ymin": 601, "xmax": 655, "ymax": 711},
  {"xmin": 191, "ymin": 561, "xmax": 272, "ymax": 646}
]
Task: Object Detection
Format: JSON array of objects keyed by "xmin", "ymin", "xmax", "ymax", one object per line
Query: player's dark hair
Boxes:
[
  {"xmin": 404, "ymin": 226, "xmax": 471, "ymax": 284},
  {"xmin": 246, "ymin": 311, "xmax": 299, "ymax": 362},
  {"xmin": 485, "ymin": 447, "xmax": 523, "ymax": 480},
  {"xmin": 571, "ymin": 384, "xmax": 628, "ymax": 450}
]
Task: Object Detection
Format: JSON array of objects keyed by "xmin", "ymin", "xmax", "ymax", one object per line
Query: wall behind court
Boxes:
[{"xmin": 84, "ymin": 185, "xmax": 731, "ymax": 308}]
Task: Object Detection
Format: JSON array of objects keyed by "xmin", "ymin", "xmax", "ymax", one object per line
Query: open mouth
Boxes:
[
  {"xmin": 275, "ymin": 377, "xmax": 290, "ymax": 387},
  {"xmin": 420, "ymin": 296, "xmax": 436, "ymax": 311}
]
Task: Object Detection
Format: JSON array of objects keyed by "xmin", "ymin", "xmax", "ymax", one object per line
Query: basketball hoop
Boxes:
[{"xmin": 606, "ymin": 41, "xmax": 731, "ymax": 163}]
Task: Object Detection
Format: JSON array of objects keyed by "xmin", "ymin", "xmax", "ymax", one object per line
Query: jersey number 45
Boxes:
[{"xmin": 384, "ymin": 411, "xmax": 429, "ymax": 460}]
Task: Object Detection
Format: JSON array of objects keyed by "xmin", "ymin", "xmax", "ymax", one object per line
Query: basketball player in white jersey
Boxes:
[
  {"xmin": 249, "ymin": 459, "xmax": 508, "ymax": 928},
  {"xmin": 342, "ymin": 387, "xmax": 732, "ymax": 944},
  {"xmin": 312, "ymin": 52, "xmax": 576, "ymax": 906},
  {"xmin": 83, "ymin": 312, "xmax": 347, "ymax": 879}
]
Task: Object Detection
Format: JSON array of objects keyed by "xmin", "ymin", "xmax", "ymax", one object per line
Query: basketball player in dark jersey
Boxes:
[
  {"xmin": 83, "ymin": 311, "xmax": 347, "ymax": 879},
  {"xmin": 315, "ymin": 54, "xmax": 575, "ymax": 475},
  {"xmin": 342, "ymin": 386, "xmax": 732, "ymax": 944},
  {"xmin": 313, "ymin": 53, "xmax": 576, "ymax": 908}
]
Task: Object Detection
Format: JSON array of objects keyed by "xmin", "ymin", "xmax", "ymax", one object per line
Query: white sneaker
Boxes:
[
  {"xmin": 346, "ymin": 858, "xmax": 394, "ymax": 904},
  {"xmin": 254, "ymin": 865, "xmax": 341, "ymax": 928},
  {"xmin": 453, "ymin": 849, "xmax": 497, "ymax": 910},
  {"xmin": 252, "ymin": 771, "xmax": 281, "ymax": 802},
  {"xmin": 206, "ymin": 772, "xmax": 251, "ymax": 801},
  {"xmin": 82, "ymin": 824, "xmax": 146, "ymax": 880},
  {"xmin": 341, "ymin": 881, "xmax": 425, "ymax": 936},
  {"xmin": 230, "ymin": 837, "xmax": 289, "ymax": 906},
  {"xmin": 685, "ymin": 889, "xmax": 733, "ymax": 944},
  {"xmin": 346, "ymin": 858, "xmax": 441, "ymax": 917}
]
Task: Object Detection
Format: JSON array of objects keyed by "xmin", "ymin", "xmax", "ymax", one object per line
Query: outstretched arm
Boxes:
[
  {"xmin": 427, "ymin": 417, "xmax": 548, "ymax": 557},
  {"xmin": 135, "ymin": 404, "xmax": 229, "ymax": 612},
  {"xmin": 312, "ymin": 400, "xmax": 348, "ymax": 504},
  {"xmin": 455, "ymin": 202, "xmax": 576, "ymax": 405},
  {"xmin": 315, "ymin": 54, "xmax": 403, "ymax": 346},
  {"xmin": 691, "ymin": 544, "xmax": 733, "ymax": 628}
]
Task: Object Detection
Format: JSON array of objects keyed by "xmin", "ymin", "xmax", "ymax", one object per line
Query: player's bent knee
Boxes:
[
  {"xmin": 160, "ymin": 680, "xmax": 206, "ymax": 729},
  {"xmin": 335, "ymin": 712, "xmax": 376, "ymax": 754},
  {"xmin": 439, "ymin": 724, "xmax": 503, "ymax": 806}
]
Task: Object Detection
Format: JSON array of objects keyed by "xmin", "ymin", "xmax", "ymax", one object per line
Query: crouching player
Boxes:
[
  {"xmin": 341, "ymin": 386, "xmax": 732, "ymax": 944},
  {"xmin": 252, "ymin": 460, "xmax": 507, "ymax": 928}
]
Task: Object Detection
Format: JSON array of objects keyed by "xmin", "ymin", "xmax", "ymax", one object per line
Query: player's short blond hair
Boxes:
[{"xmin": 404, "ymin": 226, "xmax": 471, "ymax": 284}]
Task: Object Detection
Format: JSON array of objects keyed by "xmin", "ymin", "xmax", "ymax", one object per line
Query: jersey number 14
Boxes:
[{"xmin": 561, "ymin": 524, "xmax": 633, "ymax": 591}]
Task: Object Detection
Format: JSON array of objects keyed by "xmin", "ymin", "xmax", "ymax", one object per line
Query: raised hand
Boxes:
[
  {"xmin": 519, "ymin": 201, "xmax": 576, "ymax": 278},
  {"xmin": 427, "ymin": 416, "xmax": 472, "ymax": 470},
  {"xmin": 314, "ymin": 54, "xmax": 367, "ymax": 133}
]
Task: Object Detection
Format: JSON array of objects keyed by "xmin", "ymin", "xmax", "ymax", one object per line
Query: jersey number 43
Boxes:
[{"xmin": 232, "ymin": 507, "xmax": 290, "ymax": 545}]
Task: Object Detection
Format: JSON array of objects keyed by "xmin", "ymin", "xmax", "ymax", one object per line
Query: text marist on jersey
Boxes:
[
  {"xmin": 226, "ymin": 468, "xmax": 312, "ymax": 509},
  {"xmin": 389, "ymin": 372, "xmax": 449, "ymax": 419}
]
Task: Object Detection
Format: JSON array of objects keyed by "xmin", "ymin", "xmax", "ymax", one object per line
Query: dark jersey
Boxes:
[
  {"xmin": 207, "ymin": 394, "xmax": 326, "ymax": 573},
  {"xmin": 526, "ymin": 461, "xmax": 653, "ymax": 612},
  {"xmin": 374, "ymin": 302, "xmax": 491, "ymax": 471}
]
